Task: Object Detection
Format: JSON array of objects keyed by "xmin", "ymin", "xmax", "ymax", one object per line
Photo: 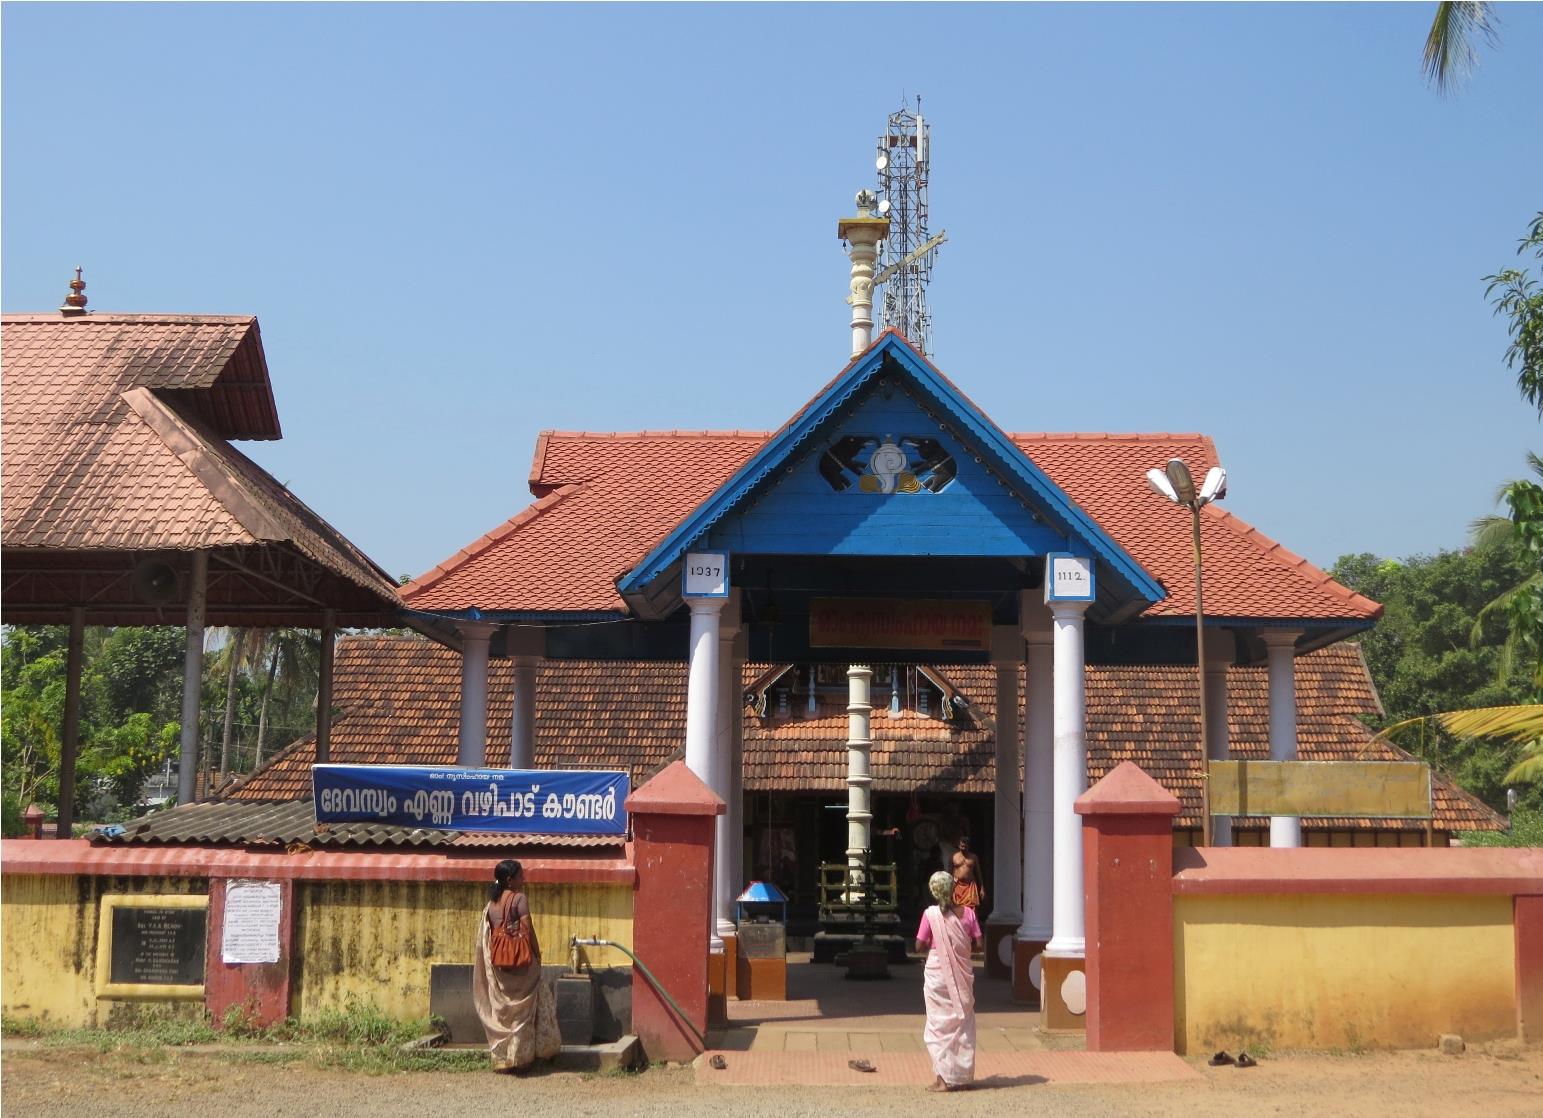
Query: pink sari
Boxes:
[{"xmin": 922, "ymin": 905, "xmax": 976, "ymax": 1086}]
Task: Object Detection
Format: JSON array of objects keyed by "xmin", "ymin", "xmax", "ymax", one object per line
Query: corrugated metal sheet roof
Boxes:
[{"xmin": 94, "ymin": 798, "xmax": 623, "ymax": 850}]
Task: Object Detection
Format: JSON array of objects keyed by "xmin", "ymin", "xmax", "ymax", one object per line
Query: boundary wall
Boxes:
[
  {"xmin": 1077, "ymin": 762, "xmax": 1543, "ymax": 1054},
  {"xmin": 2, "ymin": 762, "xmax": 722, "ymax": 1062}
]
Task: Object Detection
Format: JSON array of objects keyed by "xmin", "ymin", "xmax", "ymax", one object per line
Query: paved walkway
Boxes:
[
  {"xmin": 693, "ymin": 953, "xmax": 1201, "ymax": 1086},
  {"xmin": 694, "ymin": 1049, "xmax": 1199, "ymax": 1087}
]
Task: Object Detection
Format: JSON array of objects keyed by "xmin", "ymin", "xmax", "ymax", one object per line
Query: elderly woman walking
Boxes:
[
  {"xmin": 472, "ymin": 859, "xmax": 559, "ymax": 1072},
  {"xmin": 917, "ymin": 869, "xmax": 983, "ymax": 1091}
]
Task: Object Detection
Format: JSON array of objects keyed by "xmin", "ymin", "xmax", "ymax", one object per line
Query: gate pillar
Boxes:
[
  {"xmin": 1075, "ymin": 761, "xmax": 1180, "ymax": 1051},
  {"xmin": 627, "ymin": 761, "xmax": 725, "ymax": 1063}
]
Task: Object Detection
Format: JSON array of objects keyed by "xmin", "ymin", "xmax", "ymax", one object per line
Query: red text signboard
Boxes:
[{"xmin": 808, "ymin": 598, "xmax": 991, "ymax": 651}]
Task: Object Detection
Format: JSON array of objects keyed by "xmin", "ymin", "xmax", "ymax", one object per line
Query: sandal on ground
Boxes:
[
  {"xmin": 1236, "ymin": 1053, "xmax": 1257, "ymax": 1068},
  {"xmin": 848, "ymin": 1058, "xmax": 876, "ymax": 1073},
  {"xmin": 1208, "ymin": 1051, "xmax": 1235, "ymax": 1067},
  {"xmin": 709, "ymin": 1054, "xmax": 727, "ymax": 1070}
]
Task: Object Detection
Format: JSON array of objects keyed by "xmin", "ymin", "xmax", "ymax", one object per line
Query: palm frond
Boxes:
[
  {"xmin": 1469, "ymin": 512, "xmax": 1515, "ymax": 550},
  {"xmin": 1423, "ymin": 2, "xmax": 1499, "ymax": 95},
  {"xmin": 1436, "ymin": 704, "xmax": 1543, "ymax": 743},
  {"xmin": 1504, "ymin": 741, "xmax": 1543, "ymax": 784}
]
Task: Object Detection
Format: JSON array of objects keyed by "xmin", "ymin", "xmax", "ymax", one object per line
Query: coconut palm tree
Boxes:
[{"xmin": 245, "ymin": 628, "xmax": 320, "ymax": 769}]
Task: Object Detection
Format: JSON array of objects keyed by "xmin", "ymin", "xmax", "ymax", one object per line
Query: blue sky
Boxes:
[{"xmin": 4, "ymin": 3, "xmax": 1539, "ymax": 581}]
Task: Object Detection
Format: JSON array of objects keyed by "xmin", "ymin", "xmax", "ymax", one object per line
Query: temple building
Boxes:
[{"xmin": 335, "ymin": 196, "xmax": 1461, "ymax": 1013}]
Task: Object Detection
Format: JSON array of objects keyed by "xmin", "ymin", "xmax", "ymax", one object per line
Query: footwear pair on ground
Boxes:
[{"xmin": 1208, "ymin": 1050, "xmax": 1257, "ymax": 1068}]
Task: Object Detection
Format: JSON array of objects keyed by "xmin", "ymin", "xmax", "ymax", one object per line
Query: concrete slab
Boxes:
[{"xmin": 552, "ymin": 1036, "xmax": 640, "ymax": 1073}]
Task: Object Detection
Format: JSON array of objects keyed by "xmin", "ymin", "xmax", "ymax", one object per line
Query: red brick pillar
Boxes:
[
  {"xmin": 1075, "ymin": 761, "xmax": 1181, "ymax": 1052},
  {"xmin": 626, "ymin": 760, "xmax": 725, "ymax": 1063},
  {"xmin": 1517, "ymin": 895, "xmax": 1543, "ymax": 1043},
  {"xmin": 204, "ymin": 877, "xmax": 295, "ymax": 1029}
]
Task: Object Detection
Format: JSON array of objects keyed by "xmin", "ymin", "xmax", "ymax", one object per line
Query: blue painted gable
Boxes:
[
  {"xmin": 618, "ymin": 333, "xmax": 1163, "ymax": 614},
  {"xmin": 705, "ymin": 385, "xmax": 1067, "ymax": 557}
]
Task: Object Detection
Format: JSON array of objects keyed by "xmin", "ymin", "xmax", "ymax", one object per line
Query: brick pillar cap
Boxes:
[
  {"xmin": 625, "ymin": 760, "xmax": 726, "ymax": 817},
  {"xmin": 1075, "ymin": 761, "xmax": 1182, "ymax": 817}
]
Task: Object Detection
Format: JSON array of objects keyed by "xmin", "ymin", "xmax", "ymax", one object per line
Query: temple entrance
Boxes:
[{"xmin": 712, "ymin": 953, "xmax": 1070, "ymax": 1055}]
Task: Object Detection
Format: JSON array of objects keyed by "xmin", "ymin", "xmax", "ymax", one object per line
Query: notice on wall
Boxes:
[{"xmin": 221, "ymin": 880, "xmax": 283, "ymax": 965}]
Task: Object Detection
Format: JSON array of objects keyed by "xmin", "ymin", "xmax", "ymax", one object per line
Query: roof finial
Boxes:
[{"xmin": 60, "ymin": 267, "xmax": 87, "ymax": 317}]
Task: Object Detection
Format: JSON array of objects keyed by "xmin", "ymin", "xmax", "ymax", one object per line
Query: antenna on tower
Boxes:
[{"xmin": 873, "ymin": 97, "xmax": 946, "ymax": 356}]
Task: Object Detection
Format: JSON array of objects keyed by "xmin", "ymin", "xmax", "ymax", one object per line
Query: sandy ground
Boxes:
[{"xmin": 3, "ymin": 1042, "xmax": 1541, "ymax": 1118}]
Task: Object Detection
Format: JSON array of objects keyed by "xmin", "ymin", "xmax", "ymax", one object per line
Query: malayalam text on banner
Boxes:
[{"xmin": 312, "ymin": 765, "xmax": 629, "ymax": 835}]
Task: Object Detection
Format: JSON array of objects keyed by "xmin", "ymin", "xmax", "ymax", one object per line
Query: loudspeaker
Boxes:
[{"xmin": 131, "ymin": 559, "xmax": 178, "ymax": 604}]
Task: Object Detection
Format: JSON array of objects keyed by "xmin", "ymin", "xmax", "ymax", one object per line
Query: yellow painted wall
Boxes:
[
  {"xmin": 1174, "ymin": 893, "xmax": 1516, "ymax": 1053},
  {"xmin": 290, "ymin": 880, "xmax": 632, "ymax": 1021},
  {"xmin": 3, "ymin": 875, "xmax": 629, "ymax": 1029},
  {"xmin": 1, "ymin": 874, "xmax": 205, "ymax": 1028}
]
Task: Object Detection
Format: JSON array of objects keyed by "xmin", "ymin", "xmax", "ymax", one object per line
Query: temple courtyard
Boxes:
[{"xmin": 3, "ymin": 1039, "xmax": 1539, "ymax": 1118}]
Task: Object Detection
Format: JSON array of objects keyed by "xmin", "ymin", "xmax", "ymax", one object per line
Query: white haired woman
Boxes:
[{"xmin": 917, "ymin": 869, "xmax": 982, "ymax": 1091}]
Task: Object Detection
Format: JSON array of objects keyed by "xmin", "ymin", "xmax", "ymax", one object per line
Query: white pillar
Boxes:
[
  {"xmin": 1019, "ymin": 625, "xmax": 1054, "ymax": 944},
  {"xmin": 1263, "ymin": 629, "xmax": 1304, "ymax": 848},
  {"xmin": 1204, "ymin": 630, "xmax": 1236, "ymax": 847},
  {"xmin": 177, "ymin": 551, "xmax": 208, "ymax": 805},
  {"xmin": 846, "ymin": 664, "xmax": 874, "ymax": 891},
  {"xmin": 683, "ymin": 597, "xmax": 725, "ymax": 950},
  {"xmin": 457, "ymin": 622, "xmax": 498, "ymax": 767},
  {"xmin": 509, "ymin": 658, "xmax": 537, "ymax": 768},
  {"xmin": 507, "ymin": 626, "xmax": 545, "ymax": 769},
  {"xmin": 714, "ymin": 597, "xmax": 742, "ymax": 941},
  {"xmin": 1047, "ymin": 599, "xmax": 1090, "ymax": 959},
  {"xmin": 989, "ymin": 627, "xmax": 1023, "ymax": 926}
]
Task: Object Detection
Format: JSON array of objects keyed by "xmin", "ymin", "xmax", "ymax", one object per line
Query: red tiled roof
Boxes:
[
  {"xmin": 227, "ymin": 636, "xmax": 685, "ymax": 800},
  {"xmin": 403, "ymin": 433, "xmax": 765, "ymax": 612},
  {"xmin": 403, "ymin": 429, "xmax": 1378, "ymax": 624},
  {"xmin": 1, "ymin": 314, "xmax": 402, "ymax": 617},
  {"xmin": 226, "ymin": 636, "xmax": 1500, "ymax": 833},
  {"xmin": 1015, "ymin": 433, "xmax": 1381, "ymax": 621},
  {"xmin": 1, "ymin": 315, "xmax": 279, "ymax": 439}
]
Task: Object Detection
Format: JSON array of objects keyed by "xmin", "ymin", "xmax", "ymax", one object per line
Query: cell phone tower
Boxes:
[{"xmin": 874, "ymin": 98, "xmax": 946, "ymax": 356}]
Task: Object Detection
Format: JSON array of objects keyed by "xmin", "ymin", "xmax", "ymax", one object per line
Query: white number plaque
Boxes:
[
  {"xmin": 682, "ymin": 551, "xmax": 730, "ymax": 598},
  {"xmin": 1045, "ymin": 553, "xmax": 1094, "ymax": 603}
]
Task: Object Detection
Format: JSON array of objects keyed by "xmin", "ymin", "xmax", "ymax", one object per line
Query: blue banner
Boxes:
[{"xmin": 312, "ymin": 765, "xmax": 629, "ymax": 836}]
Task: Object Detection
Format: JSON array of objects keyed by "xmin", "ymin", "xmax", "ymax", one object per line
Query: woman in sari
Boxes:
[
  {"xmin": 917, "ymin": 869, "xmax": 983, "ymax": 1092},
  {"xmin": 472, "ymin": 859, "xmax": 554, "ymax": 1072}
]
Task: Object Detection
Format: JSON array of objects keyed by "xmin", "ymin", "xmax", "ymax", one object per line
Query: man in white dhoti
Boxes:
[{"xmin": 916, "ymin": 870, "xmax": 983, "ymax": 1091}]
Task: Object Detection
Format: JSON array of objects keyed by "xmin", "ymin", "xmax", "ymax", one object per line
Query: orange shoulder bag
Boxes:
[{"xmin": 488, "ymin": 891, "xmax": 534, "ymax": 970}]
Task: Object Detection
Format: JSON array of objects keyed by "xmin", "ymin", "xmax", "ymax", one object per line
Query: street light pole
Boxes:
[
  {"xmin": 1190, "ymin": 500, "xmax": 1212, "ymax": 848},
  {"xmin": 1147, "ymin": 458, "xmax": 1227, "ymax": 849}
]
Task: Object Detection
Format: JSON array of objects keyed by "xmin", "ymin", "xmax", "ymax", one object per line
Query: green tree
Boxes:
[
  {"xmin": 1333, "ymin": 539, "xmax": 1536, "ymax": 811},
  {"xmin": 1485, "ymin": 213, "xmax": 1543, "ymax": 418}
]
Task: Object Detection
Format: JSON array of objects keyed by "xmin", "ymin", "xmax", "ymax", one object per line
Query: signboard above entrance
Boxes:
[
  {"xmin": 313, "ymin": 765, "xmax": 629, "ymax": 836},
  {"xmin": 809, "ymin": 598, "xmax": 991, "ymax": 651}
]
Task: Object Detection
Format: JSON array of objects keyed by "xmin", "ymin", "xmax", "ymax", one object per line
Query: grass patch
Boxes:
[{"xmin": 2, "ymin": 998, "xmax": 484, "ymax": 1074}]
